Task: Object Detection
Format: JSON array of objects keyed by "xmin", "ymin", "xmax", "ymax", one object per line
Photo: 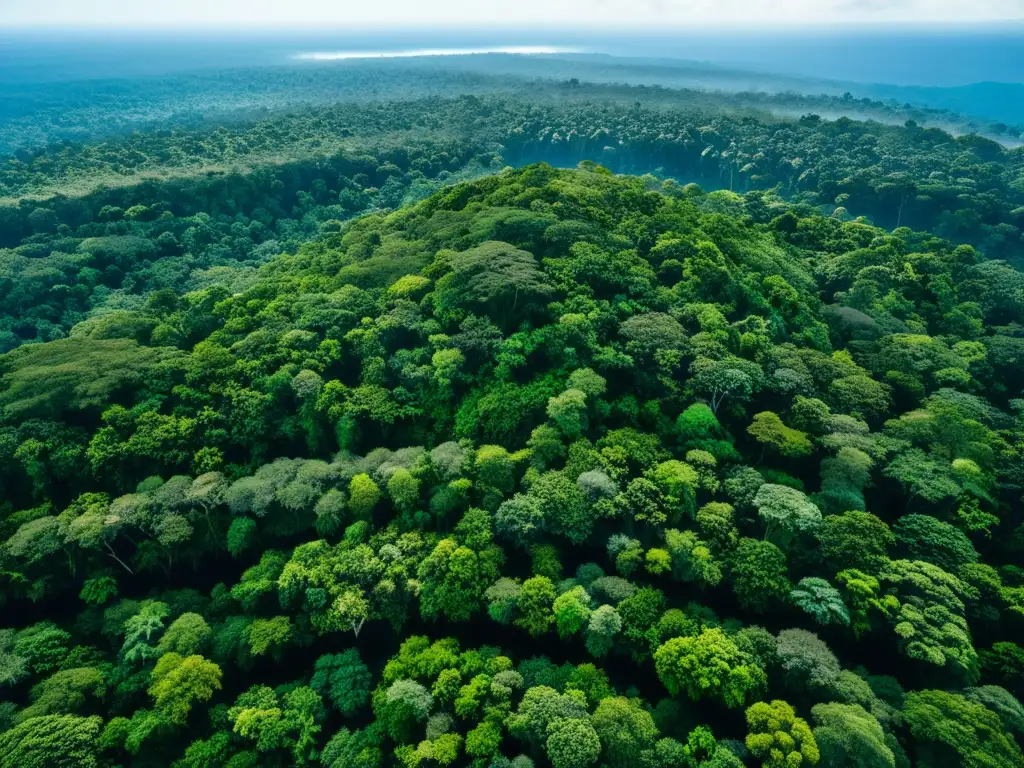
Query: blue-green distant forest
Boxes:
[{"xmin": 2, "ymin": 27, "xmax": 1024, "ymax": 768}]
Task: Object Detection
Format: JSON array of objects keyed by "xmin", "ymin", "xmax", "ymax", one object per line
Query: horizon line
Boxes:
[{"xmin": 4, "ymin": 20, "xmax": 1024, "ymax": 33}]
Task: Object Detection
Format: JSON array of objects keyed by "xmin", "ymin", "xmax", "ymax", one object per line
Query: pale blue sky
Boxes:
[{"xmin": 3, "ymin": 0, "xmax": 1023, "ymax": 27}]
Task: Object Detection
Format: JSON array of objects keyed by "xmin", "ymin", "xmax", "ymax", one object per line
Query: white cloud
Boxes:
[{"xmin": 2, "ymin": 0, "xmax": 1023, "ymax": 26}]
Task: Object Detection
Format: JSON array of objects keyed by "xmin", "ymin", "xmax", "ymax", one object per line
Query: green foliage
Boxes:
[
  {"xmin": 894, "ymin": 514, "xmax": 980, "ymax": 572},
  {"xmin": 515, "ymin": 576, "xmax": 557, "ymax": 637},
  {"xmin": 0, "ymin": 714, "xmax": 102, "ymax": 768},
  {"xmin": 148, "ymin": 653, "xmax": 222, "ymax": 724},
  {"xmin": 729, "ymin": 538, "xmax": 792, "ymax": 612},
  {"xmin": 747, "ymin": 412, "xmax": 813, "ymax": 458},
  {"xmin": 1, "ymin": 123, "xmax": 1024, "ymax": 768},
  {"xmin": 348, "ymin": 474, "xmax": 382, "ymax": 522},
  {"xmin": 156, "ymin": 612, "xmax": 211, "ymax": 656},
  {"xmin": 0, "ymin": 339, "xmax": 179, "ymax": 419},
  {"xmin": 818, "ymin": 512, "xmax": 894, "ymax": 574},
  {"xmin": 591, "ymin": 696, "xmax": 660, "ymax": 768},
  {"xmin": 903, "ymin": 689, "xmax": 1023, "ymax": 768},
  {"xmin": 745, "ymin": 699, "xmax": 820, "ymax": 768},
  {"xmin": 435, "ymin": 241, "xmax": 553, "ymax": 330},
  {"xmin": 546, "ymin": 717, "xmax": 602, "ymax": 768},
  {"xmin": 654, "ymin": 628, "xmax": 766, "ymax": 708},
  {"xmin": 790, "ymin": 578, "xmax": 851, "ymax": 627},
  {"xmin": 754, "ymin": 484, "xmax": 822, "ymax": 546},
  {"xmin": 13, "ymin": 623, "xmax": 71, "ymax": 675},
  {"xmin": 879, "ymin": 559, "xmax": 978, "ymax": 681},
  {"xmin": 811, "ymin": 702, "xmax": 895, "ymax": 768},
  {"xmin": 311, "ymin": 650, "xmax": 372, "ymax": 717},
  {"xmin": 776, "ymin": 629, "xmax": 841, "ymax": 691},
  {"xmin": 553, "ymin": 586, "xmax": 592, "ymax": 639}
]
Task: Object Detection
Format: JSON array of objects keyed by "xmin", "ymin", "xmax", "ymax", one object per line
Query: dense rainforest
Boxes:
[
  {"xmin": 4, "ymin": 56, "xmax": 1020, "ymax": 157},
  {"xmin": 3, "ymin": 79, "xmax": 1024, "ymax": 353},
  {"xmin": 2, "ymin": 62, "xmax": 1024, "ymax": 768}
]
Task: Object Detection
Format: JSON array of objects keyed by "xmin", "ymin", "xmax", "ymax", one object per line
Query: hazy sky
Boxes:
[{"xmin": 3, "ymin": 0, "xmax": 1024, "ymax": 27}]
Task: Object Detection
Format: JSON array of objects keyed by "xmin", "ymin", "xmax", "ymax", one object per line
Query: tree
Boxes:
[
  {"xmin": 620, "ymin": 312, "xmax": 688, "ymax": 358},
  {"xmin": 227, "ymin": 517, "xmax": 257, "ymax": 557},
  {"xmin": 678, "ymin": 402, "xmax": 726, "ymax": 443},
  {"xmin": 333, "ymin": 587, "xmax": 372, "ymax": 639},
  {"xmin": 745, "ymin": 699, "xmax": 820, "ymax": 768},
  {"xmin": 13, "ymin": 622, "xmax": 71, "ymax": 675},
  {"xmin": 547, "ymin": 389, "xmax": 589, "ymax": 439},
  {"xmin": 387, "ymin": 468, "xmax": 421, "ymax": 513},
  {"xmin": 378, "ymin": 680, "xmax": 434, "ymax": 742},
  {"xmin": 646, "ymin": 547, "xmax": 672, "ymax": 576},
  {"xmin": 696, "ymin": 501, "xmax": 738, "ymax": 551},
  {"xmin": 818, "ymin": 512, "xmax": 893, "ymax": 574},
  {"xmin": 229, "ymin": 684, "xmax": 324, "ymax": 764},
  {"xmin": 590, "ymin": 696, "xmax": 660, "ymax": 768},
  {"xmin": 475, "ymin": 445, "xmax": 516, "ymax": 492},
  {"xmin": 776, "ymin": 629, "xmax": 841, "ymax": 691},
  {"xmin": 565, "ymin": 664, "xmax": 612, "ymax": 708},
  {"xmin": 418, "ymin": 538, "xmax": 501, "ymax": 623},
  {"xmin": 829, "ymin": 376, "xmax": 891, "ymax": 420},
  {"xmin": 348, "ymin": 474, "xmax": 381, "ymax": 521},
  {"xmin": 619, "ymin": 477, "xmax": 668, "ymax": 528},
  {"xmin": 835, "ymin": 569, "xmax": 896, "ymax": 637},
  {"xmin": 495, "ymin": 494, "xmax": 545, "ymax": 547},
  {"xmin": 0, "ymin": 651, "xmax": 29, "ymax": 689},
  {"xmin": 155, "ymin": 612, "xmax": 211, "ymax": 656},
  {"xmin": 465, "ymin": 719, "xmax": 503, "ymax": 760},
  {"xmin": 528, "ymin": 471, "xmax": 591, "ymax": 543},
  {"xmin": 894, "ymin": 514, "xmax": 979, "ymax": 572},
  {"xmin": 883, "ymin": 449, "xmax": 961, "ymax": 505},
  {"xmin": 567, "ymin": 368, "xmax": 607, "ymax": 398},
  {"xmin": 754, "ymin": 484, "xmax": 822, "ymax": 546},
  {"xmin": 963, "ymin": 686, "xmax": 1024, "ymax": 739},
  {"xmin": 508, "ymin": 686, "xmax": 588, "ymax": 746},
  {"xmin": 664, "ymin": 529, "xmax": 722, "ymax": 586},
  {"xmin": 554, "ymin": 586, "xmax": 593, "ymax": 639},
  {"xmin": 546, "ymin": 717, "xmax": 602, "ymax": 768},
  {"xmin": 486, "ymin": 578, "xmax": 522, "ymax": 625},
  {"xmin": 688, "ymin": 356, "xmax": 763, "ymax": 414},
  {"xmin": 244, "ymin": 616, "xmax": 293, "ymax": 658},
  {"xmin": 79, "ymin": 576, "xmax": 118, "ymax": 606},
  {"xmin": 747, "ymin": 412, "xmax": 813, "ymax": 458},
  {"xmin": 19, "ymin": 667, "xmax": 106, "ymax": 721},
  {"xmin": 6, "ymin": 517, "xmax": 65, "ymax": 573},
  {"xmin": 119, "ymin": 601, "xmax": 170, "ymax": 664},
  {"xmin": 790, "ymin": 578, "xmax": 851, "ymax": 627},
  {"xmin": 148, "ymin": 653, "xmax": 223, "ymax": 725},
  {"xmin": 434, "ymin": 241, "xmax": 553, "ymax": 329},
  {"xmin": 650, "ymin": 460, "xmax": 699, "ymax": 522},
  {"xmin": 585, "ymin": 605, "xmax": 622, "ymax": 658},
  {"xmin": 617, "ymin": 587, "xmax": 666, "ymax": 660},
  {"xmin": 0, "ymin": 714, "xmax": 102, "ymax": 768},
  {"xmin": 879, "ymin": 559, "xmax": 978, "ymax": 682},
  {"xmin": 456, "ymin": 671, "xmax": 490, "ymax": 718},
  {"xmin": 321, "ymin": 725, "xmax": 384, "ymax": 768},
  {"xmin": 903, "ymin": 689, "xmax": 1022, "ymax": 768},
  {"xmin": 981, "ymin": 643, "xmax": 1024, "ymax": 698},
  {"xmin": 729, "ymin": 538, "xmax": 792, "ymax": 613},
  {"xmin": 311, "ymin": 650, "xmax": 372, "ymax": 717},
  {"xmin": 0, "ymin": 338, "xmax": 179, "ymax": 420},
  {"xmin": 654, "ymin": 628, "xmax": 766, "ymax": 708},
  {"xmin": 515, "ymin": 576, "xmax": 557, "ymax": 637},
  {"xmin": 811, "ymin": 703, "xmax": 894, "ymax": 768}
]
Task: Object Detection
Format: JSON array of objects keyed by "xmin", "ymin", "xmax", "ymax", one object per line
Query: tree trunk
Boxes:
[{"xmin": 105, "ymin": 543, "xmax": 134, "ymax": 575}]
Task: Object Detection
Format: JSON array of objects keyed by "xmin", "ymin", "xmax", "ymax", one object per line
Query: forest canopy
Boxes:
[{"xmin": 1, "ymin": 60, "xmax": 1024, "ymax": 768}]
